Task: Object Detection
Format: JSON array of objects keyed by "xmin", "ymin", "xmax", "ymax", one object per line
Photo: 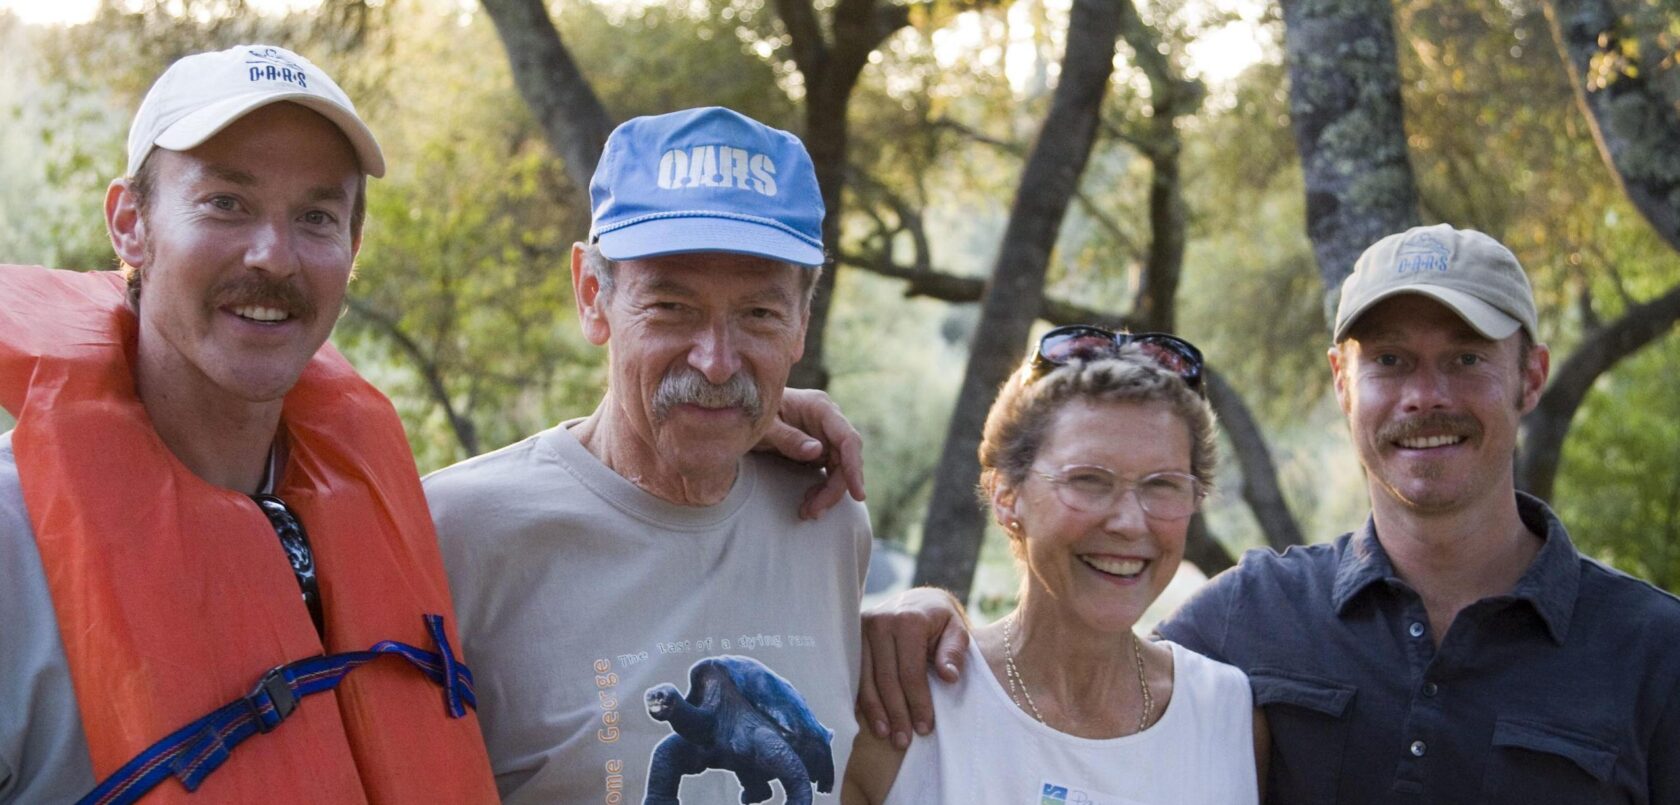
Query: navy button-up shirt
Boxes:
[{"xmin": 1158, "ymin": 493, "xmax": 1680, "ymax": 804}]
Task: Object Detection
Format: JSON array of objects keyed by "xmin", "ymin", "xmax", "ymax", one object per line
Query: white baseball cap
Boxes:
[{"xmin": 126, "ymin": 44, "xmax": 385, "ymax": 178}]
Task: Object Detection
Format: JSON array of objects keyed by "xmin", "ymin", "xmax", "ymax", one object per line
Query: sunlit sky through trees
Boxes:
[{"xmin": 1, "ymin": 0, "xmax": 1268, "ymax": 86}]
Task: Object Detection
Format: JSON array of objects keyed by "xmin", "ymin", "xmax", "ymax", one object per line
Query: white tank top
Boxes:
[{"xmin": 883, "ymin": 639, "xmax": 1257, "ymax": 805}]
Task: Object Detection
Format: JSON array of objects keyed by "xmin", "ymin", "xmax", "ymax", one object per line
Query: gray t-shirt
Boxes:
[
  {"xmin": 427, "ymin": 421, "xmax": 871, "ymax": 804},
  {"xmin": 0, "ymin": 431, "xmax": 97, "ymax": 803}
]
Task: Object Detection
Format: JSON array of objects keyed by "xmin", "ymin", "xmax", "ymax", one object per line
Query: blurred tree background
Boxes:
[{"xmin": 1, "ymin": 0, "xmax": 1676, "ymax": 598}]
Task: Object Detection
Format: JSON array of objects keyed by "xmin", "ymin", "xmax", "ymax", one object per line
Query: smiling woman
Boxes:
[{"xmin": 841, "ymin": 337, "xmax": 1262, "ymax": 805}]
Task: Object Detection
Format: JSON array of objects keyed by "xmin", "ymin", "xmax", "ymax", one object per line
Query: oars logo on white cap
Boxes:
[{"xmin": 243, "ymin": 47, "xmax": 310, "ymax": 89}]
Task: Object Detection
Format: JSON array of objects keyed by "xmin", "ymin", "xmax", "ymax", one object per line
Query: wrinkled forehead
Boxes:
[{"xmin": 625, "ymin": 252, "xmax": 802, "ymax": 295}]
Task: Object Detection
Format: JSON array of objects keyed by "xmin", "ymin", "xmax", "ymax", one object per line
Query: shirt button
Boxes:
[
  {"xmin": 1408, "ymin": 621, "xmax": 1426, "ymax": 638},
  {"xmin": 1423, "ymin": 682, "xmax": 1439, "ymax": 697},
  {"xmin": 1410, "ymin": 740, "xmax": 1427, "ymax": 757}
]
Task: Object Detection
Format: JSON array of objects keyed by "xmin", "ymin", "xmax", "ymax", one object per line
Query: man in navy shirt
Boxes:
[
  {"xmin": 862, "ymin": 224, "xmax": 1680, "ymax": 804},
  {"xmin": 1154, "ymin": 226, "xmax": 1680, "ymax": 804}
]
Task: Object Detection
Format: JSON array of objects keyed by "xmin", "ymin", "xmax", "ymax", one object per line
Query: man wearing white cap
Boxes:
[
  {"xmin": 427, "ymin": 107, "xmax": 872, "ymax": 804},
  {"xmin": 0, "ymin": 45, "xmax": 498, "ymax": 802}
]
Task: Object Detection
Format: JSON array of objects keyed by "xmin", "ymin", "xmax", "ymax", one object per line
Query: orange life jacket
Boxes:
[{"xmin": 0, "ymin": 266, "xmax": 498, "ymax": 803}]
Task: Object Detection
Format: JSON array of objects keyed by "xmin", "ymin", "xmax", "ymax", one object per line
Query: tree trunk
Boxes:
[
  {"xmin": 1184, "ymin": 514, "xmax": 1234, "ymax": 576},
  {"xmin": 913, "ymin": 0, "xmax": 1127, "ymax": 600},
  {"xmin": 776, "ymin": 0, "xmax": 911, "ymax": 389},
  {"xmin": 478, "ymin": 0, "xmax": 612, "ymax": 197},
  {"xmin": 1115, "ymin": 1, "xmax": 1197, "ymax": 332},
  {"xmin": 1206, "ymin": 368, "xmax": 1305, "ymax": 551},
  {"xmin": 1281, "ymin": 0, "xmax": 1421, "ymax": 317},
  {"xmin": 1135, "ymin": 152, "xmax": 1187, "ymax": 331},
  {"xmin": 1542, "ymin": 0, "xmax": 1680, "ymax": 253},
  {"xmin": 790, "ymin": 84, "xmax": 849, "ymax": 390},
  {"xmin": 1517, "ymin": 281, "xmax": 1680, "ymax": 500}
]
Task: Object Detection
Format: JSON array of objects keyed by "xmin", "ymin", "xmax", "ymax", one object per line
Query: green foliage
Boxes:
[
  {"xmin": 1401, "ymin": 21, "xmax": 1673, "ymax": 266},
  {"xmin": 331, "ymin": 9, "xmax": 601, "ymax": 471},
  {"xmin": 0, "ymin": 17, "xmax": 123, "ymax": 269},
  {"xmin": 824, "ymin": 270, "xmax": 964, "ymax": 548},
  {"xmin": 562, "ymin": 0, "xmax": 797, "ymax": 128},
  {"xmin": 1555, "ymin": 336, "xmax": 1680, "ymax": 590},
  {"xmin": 1180, "ymin": 54, "xmax": 1329, "ymax": 423}
]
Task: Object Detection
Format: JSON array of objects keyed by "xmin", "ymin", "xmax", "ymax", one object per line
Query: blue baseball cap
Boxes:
[{"xmin": 588, "ymin": 107, "xmax": 826, "ymax": 267}]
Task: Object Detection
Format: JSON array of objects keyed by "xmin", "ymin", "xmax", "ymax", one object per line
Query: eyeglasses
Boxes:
[
  {"xmin": 1032, "ymin": 464, "xmax": 1205, "ymax": 520},
  {"xmin": 1030, "ymin": 325, "xmax": 1205, "ymax": 396}
]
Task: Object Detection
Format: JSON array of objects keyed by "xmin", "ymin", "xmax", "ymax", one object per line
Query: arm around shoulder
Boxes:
[
  {"xmin": 857, "ymin": 587, "xmax": 970, "ymax": 748},
  {"xmin": 841, "ymin": 713, "xmax": 907, "ymax": 805}
]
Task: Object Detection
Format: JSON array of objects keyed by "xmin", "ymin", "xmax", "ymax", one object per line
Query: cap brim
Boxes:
[
  {"xmin": 153, "ymin": 92, "xmax": 386, "ymax": 178},
  {"xmin": 597, "ymin": 217, "xmax": 824, "ymax": 267},
  {"xmin": 1334, "ymin": 285, "xmax": 1521, "ymax": 342}
]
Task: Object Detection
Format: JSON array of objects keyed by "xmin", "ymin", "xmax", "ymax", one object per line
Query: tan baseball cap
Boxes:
[
  {"xmin": 127, "ymin": 44, "xmax": 385, "ymax": 178},
  {"xmin": 1333, "ymin": 224, "xmax": 1538, "ymax": 342}
]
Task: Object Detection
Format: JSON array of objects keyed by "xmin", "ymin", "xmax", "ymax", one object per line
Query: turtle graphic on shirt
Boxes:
[{"xmin": 643, "ymin": 655, "xmax": 834, "ymax": 804}]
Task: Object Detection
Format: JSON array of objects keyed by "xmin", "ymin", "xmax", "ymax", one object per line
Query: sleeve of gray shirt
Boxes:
[{"xmin": 0, "ymin": 431, "xmax": 96, "ymax": 803}]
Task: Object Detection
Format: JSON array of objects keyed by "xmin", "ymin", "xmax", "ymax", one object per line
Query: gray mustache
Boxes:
[{"xmin": 653, "ymin": 367, "xmax": 762, "ymax": 421}]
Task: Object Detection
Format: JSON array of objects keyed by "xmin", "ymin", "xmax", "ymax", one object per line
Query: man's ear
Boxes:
[
  {"xmin": 572, "ymin": 243, "xmax": 610, "ymax": 346},
  {"xmin": 1327, "ymin": 343, "xmax": 1352, "ymax": 414},
  {"xmin": 106, "ymin": 179, "xmax": 146, "ymax": 268},
  {"xmin": 1519, "ymin": 341, "xmax": 1550, "ymax": 413}
]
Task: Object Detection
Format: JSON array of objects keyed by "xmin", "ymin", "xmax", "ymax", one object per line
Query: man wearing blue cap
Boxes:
[{"xmin": 427, "ymin": 107, "xmax": 871, "ymax": 804}]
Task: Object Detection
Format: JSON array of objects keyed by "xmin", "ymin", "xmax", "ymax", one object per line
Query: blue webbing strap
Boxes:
[{"xmin": 77, "ymin": 614, "xmax": 474, "ymax": 805}]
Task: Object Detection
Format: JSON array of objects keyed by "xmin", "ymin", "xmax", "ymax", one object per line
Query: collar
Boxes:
[{"xmin": 1331, "ymin": 492, "xmax": 1580, "ymax": 644}]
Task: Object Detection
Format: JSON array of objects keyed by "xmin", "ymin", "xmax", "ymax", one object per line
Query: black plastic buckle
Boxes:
[{"xmin": 248, "ymin": 665, "xmax": 296, "ymax": 733}]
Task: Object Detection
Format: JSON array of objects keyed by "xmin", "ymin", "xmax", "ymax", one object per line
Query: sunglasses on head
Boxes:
[{"xmin": 1029, "ymin": 324, "xmax": 1206, "ymax": 396}]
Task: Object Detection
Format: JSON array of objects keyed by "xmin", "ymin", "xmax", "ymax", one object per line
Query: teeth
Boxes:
[
  {"xmin": 1397, "ymin": 435, "xmax": 1463, "ymax": 449},
  {"xmin": 1084, "ymin": 556, "xmax": 1146, "ymax": 577},
  {"xmin": 232, "ymin": 305, "xmax": 289, "ymax": 322}
]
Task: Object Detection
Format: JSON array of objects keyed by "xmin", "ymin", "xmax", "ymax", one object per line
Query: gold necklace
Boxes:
[{"xmin": 1002, "ymin": 612, "xmax": 1153, "ymax": 734}]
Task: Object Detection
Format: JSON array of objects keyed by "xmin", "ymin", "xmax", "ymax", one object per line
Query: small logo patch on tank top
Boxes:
[{"xmin": 1039, "ymin": 780, "xmax": 1150, "ymax": 805}]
